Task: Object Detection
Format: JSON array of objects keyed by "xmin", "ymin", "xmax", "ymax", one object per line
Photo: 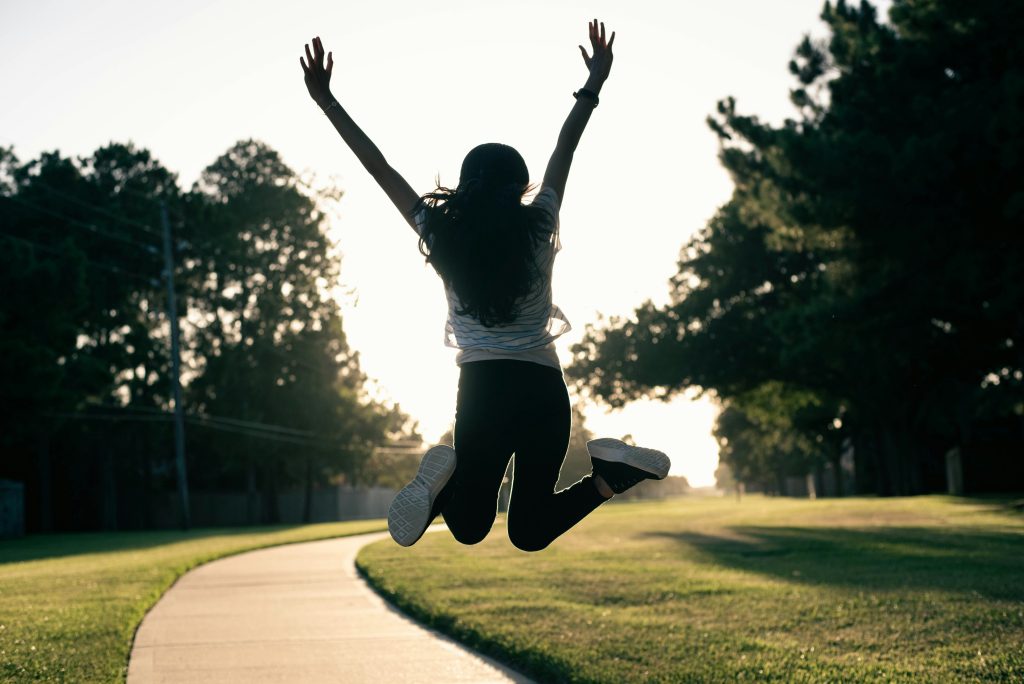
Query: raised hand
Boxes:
[
  {"xmin": 578, "ymin": 19, "xmax": 615, "ymax": 83},
  {"xmin": 299, "ymin": 36, "xmax": 334, "ymax": 107}
]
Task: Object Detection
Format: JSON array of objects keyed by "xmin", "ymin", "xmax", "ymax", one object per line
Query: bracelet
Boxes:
[
  {"xmin": 573, "ymin": 88, "xmax": 599, "ymax": 107},
  {"xmin": 319, "ymin": 99, "xmax": 340, "ymax": 113}
]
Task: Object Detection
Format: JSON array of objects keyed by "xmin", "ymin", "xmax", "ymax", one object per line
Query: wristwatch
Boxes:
[{"xmin": 573, "ymin": 88, "xmax": 599, "ymax": 107}]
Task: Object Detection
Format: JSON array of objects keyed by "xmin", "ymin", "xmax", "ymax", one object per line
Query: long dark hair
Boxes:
[{"xmin": 415, "ymin": 143, "xmax": 552, "ymax": 327}]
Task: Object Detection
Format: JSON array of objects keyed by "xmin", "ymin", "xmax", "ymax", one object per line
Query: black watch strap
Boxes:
[{"xmin": 573, "ymin": 88, "xmax": 600, "ymax": 107}]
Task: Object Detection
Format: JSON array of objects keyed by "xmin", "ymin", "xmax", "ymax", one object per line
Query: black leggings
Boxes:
[{"xmin": 432, "ymin": 359, "xmax": 607, "ymax": 552}]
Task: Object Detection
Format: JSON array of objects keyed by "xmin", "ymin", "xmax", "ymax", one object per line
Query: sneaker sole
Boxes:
[
  {"xmin": 587, "ymin": 438, "xmax": 671, "ymax": 480},
  {"xmin": 388, "ymin": 445, "xmax": 457, "ymax": 547}
]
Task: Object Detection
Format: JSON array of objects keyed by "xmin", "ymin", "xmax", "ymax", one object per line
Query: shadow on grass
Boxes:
[
  {"xmin": 936, "ymin": 494, "xmax": 1024, "ymax": 511},
  {"xmin": 0, "ymin": 525, "xmax": 308, "ymax": 565},
  {"xmin": 644, "ymin": 525, "xmax": 1024, "ymax": 601}
]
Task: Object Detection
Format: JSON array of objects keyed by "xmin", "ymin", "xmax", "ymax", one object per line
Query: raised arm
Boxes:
[
  {"xmin": 300, "ymin": 36, "xmax": 420, "ymax": 234},
  {"xmin": 542, "ymin": 20, "xmax": 615, "ymax": 204}
]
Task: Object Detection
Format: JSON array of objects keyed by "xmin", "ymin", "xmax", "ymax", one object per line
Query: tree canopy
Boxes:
[
  {"xmin": 569, "ymin": 0, "xmax": 1024, "ymax": 495},
  {"xmin": 0, "ymin": 139, "xmax": 414, "ymax": 530}
]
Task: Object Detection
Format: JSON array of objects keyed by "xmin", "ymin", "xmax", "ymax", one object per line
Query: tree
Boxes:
[
  {"xmin": 570, "ymin": 0, "xmax": 1024, "ymax": 495},
  {"xmin": 713, "ymin": 383, "xmax": 841, "ymax": 494},
  {"xmin": 0, "ymin": 138, "xmax": 413, "ymax": 530},
  {"xmin": 1, "ymin": 142, "xmax": 179, "ymax": 529},
  {"xmin": 182, "ymin": 139, "xmax": 406, "ymax": 522},
  {"xmin": 714, "ymin": 460, "xmax": 738, "ymax": 494}
]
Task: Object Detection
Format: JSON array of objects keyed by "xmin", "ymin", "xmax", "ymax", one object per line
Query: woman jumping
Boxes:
[{"xmin": 300, "ymin": 19, "xmax": 670, "ymax": 551}]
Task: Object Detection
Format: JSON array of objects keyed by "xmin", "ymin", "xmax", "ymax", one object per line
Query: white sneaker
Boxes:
[
  {"xmin": 587, "ymin": 438, "xmax": 671, "ymax": 494},
  {"xmin": 388, "ymin": 445, "xmax": 457, "ymax": 547}
]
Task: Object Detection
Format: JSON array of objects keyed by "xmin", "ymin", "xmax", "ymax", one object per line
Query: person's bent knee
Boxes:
[
  {"xmin": 507, "ymin": 511, "xmax": 554, "ymax": 551},
  {"xmin": 511, "ymin": 537, "xmax": 550, "ymax": 553},
  {"xmin": 507, "ymin": 526, "xmax": 551, "ymax": 552},
  {"xmin": 450, "ymin": 525, "xmax": 490, "ymax": 546},
  {"xmin": 445, "ymin": 515, "xmax": 494, "ymax": 546}
]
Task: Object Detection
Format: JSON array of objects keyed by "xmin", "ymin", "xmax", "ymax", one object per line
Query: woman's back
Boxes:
[{"xmin": 414, "ymin": 184, "xmax": 571, "ymax": 358}]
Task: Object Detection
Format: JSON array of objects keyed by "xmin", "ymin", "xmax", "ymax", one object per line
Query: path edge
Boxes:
[{"xmin": 355, "ymin": 537, "xmax": 568, "ymax": 684}]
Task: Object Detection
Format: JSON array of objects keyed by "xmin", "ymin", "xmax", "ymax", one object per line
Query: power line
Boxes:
[
  {"xmin": 116, "ymin": 183, "xmax": 178, "ymax": 204},
  {"xmin": 383, "ymin": 440, "xmax": 425, "ymax": 449},
  {"xmin": 39, "ymin": 185, "xmax": 337, "ymax": 262},
  {"xmin": 86, "ymin": 402, "xmax": 327, "ymax": 440},
  {"xmin": 96, "ymin": 184, "xmax": 208, "ymax": 247},
  {"xmin": 30, "ymin": 179, "xmax": 164, "ymax": 238},
  {"xmin": 86, "ymin": 403, "xmax": 168, "ymax": 416},
  {"xmin": 1, "ymin": 194, "xmax": 162, "ymax": 256},
  {"xmin": 53, "ymin": 407, "xmax": 336, "ymax": 450},
  {"xmin": 0, "ymin": 230, "xmax": 162, "ymax": 285},
  {"xmin": 189, "ymin": 413, "xmax": 325, "ymax": 441},
  {"xmin": 49, "ymin": 410, "xmax": 334, "ymax": 450},
  {"xmin": 187, "ymin": 411, "xmax": 316, "ymax": 437},
  {"xmin": 60, "ymin": 403, "xmax": 419, "ymax": 452},
  {"xmin": 49, "ymin": 412, "xmax": 171, "ymax": 424},
  {"xmin": 17, "ymin": 178, "xmax": 216, "ymax": 256},
  {"xmin": 372, "ymin": 447, "xmax": 428, "ymax": 456},
  {"xmin": 184, "ymin": 415, "xmax": 338, "ymax": 449}
]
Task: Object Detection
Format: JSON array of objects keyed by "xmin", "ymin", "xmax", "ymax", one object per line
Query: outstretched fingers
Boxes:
[
  {"xmin": 315, "ymin": 36, "xmax": 326, "ymax": 68},
  {"xmin": 301, "ymin": 38, "xmax": 333, "ymax": 76},
  {"xmin": 587, "ymin": 19, "xmax": 614, "ymax": 52},
  {"xmin": 577, "ymin": 18, "xmax": 615, "ymax": 81}
]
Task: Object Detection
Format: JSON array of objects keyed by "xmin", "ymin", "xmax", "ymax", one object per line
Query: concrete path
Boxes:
[{"xmin": 127, "ymin": 530, "xmax": 534, "ymax": 683}]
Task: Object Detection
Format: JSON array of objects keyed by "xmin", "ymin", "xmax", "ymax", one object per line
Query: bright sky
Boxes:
[{"xmin": 0, "ymin": 0, "xmax": 850, "ymax": 487}]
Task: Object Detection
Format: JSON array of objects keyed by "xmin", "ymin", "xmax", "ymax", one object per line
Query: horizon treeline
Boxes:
[
  {"xmin": 569, "ymin": 0, "xmax": 1024, "ymax": 495},
  {"xmin": 0, "ymin": 139, "xmax": 418, "ymax": 532}
]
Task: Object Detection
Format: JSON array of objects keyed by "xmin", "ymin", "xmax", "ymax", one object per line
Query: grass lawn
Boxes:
[
  {"xmin": 357, "ymin": 496, "xmax": 1024, "ymax": 683},
  {"xmin": 0, "ymin": 518, "xmax": 385, "ymax": 682}
]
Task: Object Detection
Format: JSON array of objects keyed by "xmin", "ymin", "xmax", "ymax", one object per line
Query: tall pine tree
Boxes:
[{"xmin": 569, "ymin": 0, "xmax": 1024, "ymax": 494}]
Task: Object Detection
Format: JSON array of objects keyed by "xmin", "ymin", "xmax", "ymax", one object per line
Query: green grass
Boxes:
[
  {"xmin": 357, "ymin": 496, "xmax": 1024, "ymax": 683},
  {"xmin": 0, "ymin": 519, "xmax": 386, "ymax": 682}
]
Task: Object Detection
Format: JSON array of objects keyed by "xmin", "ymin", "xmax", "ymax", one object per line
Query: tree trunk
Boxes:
[
  {"xmin": 262, "ymin": 460, "xmax": 280, "ymax": 524},
  {"xmin": 852, "ymin": 432, "xmax": 871, "ymax": 495},
  {"xmin": 100, "ymin": 448, "xmax": 117, "ymax": 531},
  {"xmin": 37, "ymin": 432, "xmax": 53, "ymax": 533},
  {"xmin": 856, "ymin": 425, "xmax": 886, "ymax": 496},
  {"xmin": 806, "ymin": 471, "xmax": 818, "ymax": 500},
  {"xmin": 880, "ymin": 428, "xmax": 904, "ymax": 496},
  {"xmin": 302, "ymin": 455, "xmax": 313, "ymax": 524},
  {"xmin": 829, "ymin": 451, "xmax": 843, "ymax": 497},
  {"xmin": 142, "ymin": 435, "xmax": 155, "ymax": 529},
  {"xmin": 955, "ymin": 397, "xmax": 973, "ymax": 495},
  {"xmin": 246, "ymin": 456, "xmax": 259, "ymax": 525},
  {"xmin": 903, "ymin": 428, "xmax": 924, "ymax": 495},
  {"xmin": 945, "ymin": 447, "xmax": 964, "ymax": 495},
  {"xmin": 867, "ymin": 432, "xmax": 886, "ymax": 495}
]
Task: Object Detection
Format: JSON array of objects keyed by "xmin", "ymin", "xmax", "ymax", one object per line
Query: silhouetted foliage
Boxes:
[
  {"xmin": 569, "ymin": 0, "xmax": 1024, "ymax": 495},
  {"xmin": 0, "ymin": 139, "xmax": 413, "ymax": 530}
]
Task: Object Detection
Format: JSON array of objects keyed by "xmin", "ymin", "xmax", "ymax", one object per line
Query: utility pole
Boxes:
[{"xmin": 161, "ymin": 201, "xmax": 190, "ymax": 530}]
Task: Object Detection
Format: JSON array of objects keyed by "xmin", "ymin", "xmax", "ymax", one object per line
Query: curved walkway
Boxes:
[{"xmin": 127, "ymin": 530, "xmax": 534, "ymax": 683}]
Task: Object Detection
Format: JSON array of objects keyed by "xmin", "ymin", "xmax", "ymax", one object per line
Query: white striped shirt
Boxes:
[{"xmin": 414, "ymin": 186, "xmax": 570, "ymax": 369}]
